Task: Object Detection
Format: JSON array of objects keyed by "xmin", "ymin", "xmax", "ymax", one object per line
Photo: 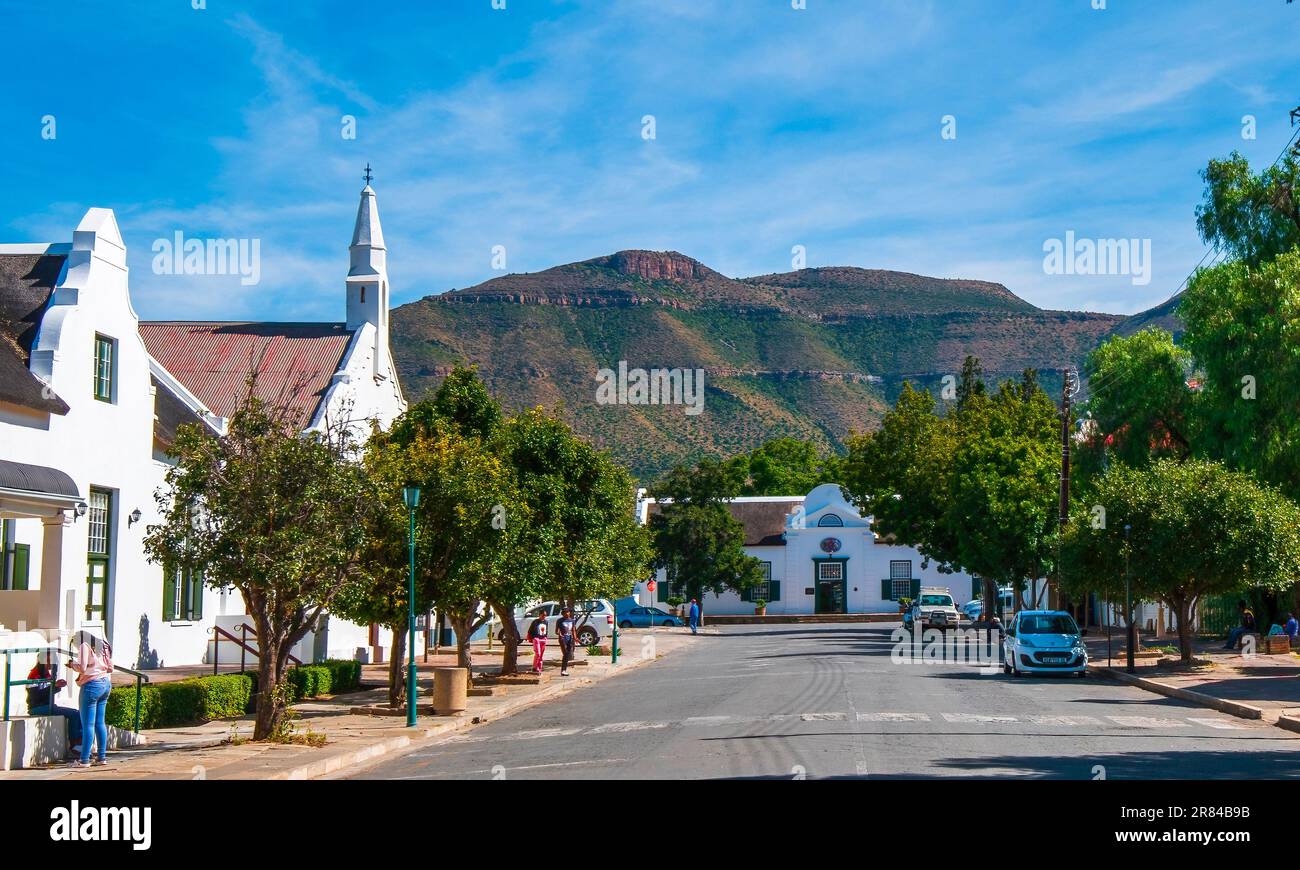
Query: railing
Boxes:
[
  {"xmin": 208, "ymin": 622, "xmax": 300, "ymax": 675},
  {"xmin": 2, "ymin": 645, "xmax": 150, "ymax": 733}
]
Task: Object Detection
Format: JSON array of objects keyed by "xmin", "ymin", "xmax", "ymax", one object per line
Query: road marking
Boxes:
[
  {"xmin": 857, "ymin": 712, "xmax": 932, "ymax": 722},
  {"xmin": 502, "ymin": 727, "xmax": 585, "ymax": 741},
  {"xmin": 681, "ymin": 716, "xmax": 733, "ymax": 727},
  {"xmin": 941, "ymin": 712, "xmax": 1019, "ymax": 724},
  {"xmin": 1107, "ymin": 716, "xmax": 1192, "ymax": 729},
  {"xmin": 1187, "ymin": 717, "xmax": 1243, "ymax": 730},
  {"xmin": 1027, "ymin": 715, "xmax": 1102, "ymax": 726},
  {"xmin": 587, "ymin": 720, "xmax": 672, "ymax": 734},
  {"xmin": 800, "ymin": 712, "xmax": 848, "ymax": 721}
]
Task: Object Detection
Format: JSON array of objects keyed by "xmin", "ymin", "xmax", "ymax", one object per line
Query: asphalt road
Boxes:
[{"xmin": 347, "ymin": 623, "xmax": 1300, "ymax": 780}]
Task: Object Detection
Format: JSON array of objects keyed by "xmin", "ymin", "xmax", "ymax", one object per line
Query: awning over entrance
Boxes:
[{"xmin": 0, "ymin": 458, "xmax": 80, "ymax": 517}]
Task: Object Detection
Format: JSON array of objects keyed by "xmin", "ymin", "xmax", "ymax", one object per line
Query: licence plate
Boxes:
[{"xmin": 1041, "ymin": 654, "xmax": 1068, "ymax": 662}]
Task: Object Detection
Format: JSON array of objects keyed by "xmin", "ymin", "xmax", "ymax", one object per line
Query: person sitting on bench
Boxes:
[
  {"xmin": 27, "ymin": 654, "xmax": 82, "ymax": 756},
  {"xmin": 1223, "ymin": 600, "xmax": 1257, "ymax": 651}
]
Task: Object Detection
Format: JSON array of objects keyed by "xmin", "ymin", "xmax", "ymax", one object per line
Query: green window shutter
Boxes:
[
  {"xmin": 881, "ymin": 578, "xmax": 893, "ymax": 600},
  {"xmin": 769, "ymin": 580, "xmax": 781, "ymax": 602},
  {"xmin": 740, "ymin": 585, "xmax": 752, "ymax": 603},
  {"xmin": 910, "ymin": 578, "xmax": 920, "ymax": 600},
  {"xmin": 188, "ymin": 569, "xmax": 204, "ymax": 620},
  {"xmin": 162, "ymin": 566, "xmax": 177, "ymax": 622},
  {"xmin": 12, "ymin": 544, "xmax": 30, "ymax": 591}
]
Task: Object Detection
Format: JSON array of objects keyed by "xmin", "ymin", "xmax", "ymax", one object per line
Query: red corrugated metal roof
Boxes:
[{"xmin": 140, "ymin": 321, "xmax": 353, "ymax": 430}]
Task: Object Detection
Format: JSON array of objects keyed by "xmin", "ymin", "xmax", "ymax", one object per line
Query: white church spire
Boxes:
[{"xmin": 345, "ymin": 165, "xmax": 394, "ymax": 385}]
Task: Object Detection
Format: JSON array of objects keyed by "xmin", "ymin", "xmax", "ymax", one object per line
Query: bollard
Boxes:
[{"xmin": 431, "ymin": 666, "xmax": 468, "ymax": 715}]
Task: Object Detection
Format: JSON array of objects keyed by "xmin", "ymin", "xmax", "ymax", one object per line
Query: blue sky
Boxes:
[{"xmin": 2, "ymin": 0, "xmax": 1296, "ymax": 322}]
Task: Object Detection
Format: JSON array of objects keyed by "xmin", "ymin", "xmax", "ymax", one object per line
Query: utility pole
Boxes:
[{"xmin": 1051, "ymin": 369, "xmax": 1076, "ymax": 612}]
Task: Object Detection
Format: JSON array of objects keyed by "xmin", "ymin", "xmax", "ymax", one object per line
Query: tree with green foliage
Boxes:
[
  {"xmin": 1079, "ymin": 328, "xmax": 1196, "ymax": 475},
  {"xmin": 843, "ymin": 365, "xmax": 1061, "ymax": 617},
  {"xmin": 1195, "ymin": 151, "xmax": 1300, "ymax": 268},
  {"xmin": 650, "ymin": 457, "xmax": 766, "ymax": 613},
  {"xmin": 1180, "ymin": 250, "xmax": 1300, "ymax": 498},
  {"xmin": 518, "ymin": 408, "xmax": 652, "ymax": 618},
  {"xmin": 1061, "ymin": 459, "xmax": 1300, "ymax": 663},
  {"xmin": 145, "ymin": 390, "xmax": 373, "ymax": 740},
  {"xmin": 724, "ymin": 437, "xmax": 842, "ymax": 496}
]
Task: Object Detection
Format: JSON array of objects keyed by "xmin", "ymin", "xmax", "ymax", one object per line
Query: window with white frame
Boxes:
[
  {"xmin": 93, "ymin": 334, "xmax": 116, "ymax": 403},
  {"xmin": 889, "ymin": 559, "xmax": 912, "ymax": 600}
]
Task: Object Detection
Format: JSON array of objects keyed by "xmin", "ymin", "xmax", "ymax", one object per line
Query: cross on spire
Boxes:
[{"xmin": 363, "ymin": 163, "xmax": 373, "ymax": 186}]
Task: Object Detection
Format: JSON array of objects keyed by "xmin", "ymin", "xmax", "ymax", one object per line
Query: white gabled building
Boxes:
[
  {"xmin": 0, "ymin": 181, "xmax": 406, "ymax": 699},
  {"xmin": 636, "ymin": 484, "xmax": 979, "ymax": 614}
]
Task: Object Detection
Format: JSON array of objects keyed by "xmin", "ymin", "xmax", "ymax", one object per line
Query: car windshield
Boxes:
[
  {"xmin": 1019, "ymin": 615, "xmax": 1078, "ymax": 635},
  {"xmin": 920, "ymin": 595, "xmax": 952, "ymax": 606}
]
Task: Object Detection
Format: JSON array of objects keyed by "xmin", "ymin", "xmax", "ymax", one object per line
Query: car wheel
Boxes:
[
  {"xmin": 619, "ymin": 621, "xmax": 633, "ymax": 629},
  {"xmin": 578, "ymin": 627, "xmax": 599, "ymax": 645}
]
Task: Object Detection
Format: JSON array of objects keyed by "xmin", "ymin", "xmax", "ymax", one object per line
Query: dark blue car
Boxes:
[{"xmin": 618, "ymin": 606, "xmax": 683, "ymax": 628}]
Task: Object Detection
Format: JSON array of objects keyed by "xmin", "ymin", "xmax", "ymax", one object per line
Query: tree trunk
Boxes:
[
  {"xmin": 388, "ymin": 625, "xmax": 406, "ymax": 707},
  {"xmin": 253, "ymin": 619, "xmax": 290, "ymax": 741},
  {"xmin": 449, "ymin": 612, "xmax": 474, "ymax": 670},
  {"xmin": 492, "ymin": 601, "xmax": 520, "ymax": 675},
  {"xmin": 1169, "ymin": 594, "xmax": 1195, "ymax": 664}
]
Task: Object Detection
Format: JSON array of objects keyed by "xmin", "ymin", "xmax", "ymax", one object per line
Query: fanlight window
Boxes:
[{"xmin": 817, "ymin": 513, "xmax": 844, "ymax": 527}]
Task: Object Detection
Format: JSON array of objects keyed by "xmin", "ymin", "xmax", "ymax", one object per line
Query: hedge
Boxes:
[{"xmin": 104, "ymin": 659, "xmax": 363, "ymax": 730}]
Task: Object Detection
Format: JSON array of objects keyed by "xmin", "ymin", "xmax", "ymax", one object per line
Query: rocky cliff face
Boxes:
[{"xmin": 603, "ymin": 250, "xmax": 707, "ymax": 282}]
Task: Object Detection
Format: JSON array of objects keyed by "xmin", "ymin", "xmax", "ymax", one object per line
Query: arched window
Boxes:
[{"xmin": 817, "ymin": 513, "xmax": 843, "ymax": 527}]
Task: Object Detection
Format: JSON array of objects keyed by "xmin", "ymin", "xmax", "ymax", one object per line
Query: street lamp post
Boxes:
[
  {"xmin": 1124, "ymin": 523, "xmax": 1134, "ymax": 674},
  {"xmin": 402, "ymin": 485, "xmax": 421, "ymax": 727}
]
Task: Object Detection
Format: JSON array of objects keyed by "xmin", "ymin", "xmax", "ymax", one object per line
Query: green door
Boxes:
[
  {"xmin": 86, "ymin": 557, "xmax": 109, "ymax": 623},
  {"xmin": 813, "ymin": 560, "xmax": 847, "ymax": 614}
]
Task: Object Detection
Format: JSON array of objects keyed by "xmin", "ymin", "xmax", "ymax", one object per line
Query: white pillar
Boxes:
[{"xmin": 37, "ymin": 517, "xmax": 66, "ymax": 630}]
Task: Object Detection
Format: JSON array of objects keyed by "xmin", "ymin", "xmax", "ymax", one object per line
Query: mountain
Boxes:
[{"xmin": 390, "ymin": 250, "xmax": 1125, "ymax": 481}]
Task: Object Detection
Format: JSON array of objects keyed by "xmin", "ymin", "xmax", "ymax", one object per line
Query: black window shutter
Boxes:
[{"xmin": 881, "ymin": 578, "xmax": 893, "ymax": 600}]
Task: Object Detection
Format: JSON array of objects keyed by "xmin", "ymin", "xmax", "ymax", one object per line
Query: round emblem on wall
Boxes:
[{"xmin": 820, "ymin": 537, "xmax": 841, "ymax": 554}]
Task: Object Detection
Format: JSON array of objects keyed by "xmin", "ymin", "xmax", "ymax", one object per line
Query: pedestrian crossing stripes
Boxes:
[{"xmin": 438, "ymin": 710, "xmax": 1257, "ymax": 744}]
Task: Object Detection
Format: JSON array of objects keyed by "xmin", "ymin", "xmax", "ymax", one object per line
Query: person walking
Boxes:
[
  {"xmin": 556, "ymin": 607, "xmax": 576, "ymax": 677},
  {"xmin": 526, "ymin": 610, "xmax": 549, "ymax": 675},
  {"xmin": 26, "ymin": 653, "xmax": 82, "ymax": 758},
  {"xmin": 688, "ymin": 599, "xmax": 701, "ymax": 635},
  {"xmin": 68, "ymin": 631, "xmax": 113, "ymax": 768}
]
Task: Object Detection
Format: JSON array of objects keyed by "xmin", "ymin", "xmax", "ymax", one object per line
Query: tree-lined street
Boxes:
[{"xmin": 346, "ymin": 624, "xmax": 1299, "ymax": 781}]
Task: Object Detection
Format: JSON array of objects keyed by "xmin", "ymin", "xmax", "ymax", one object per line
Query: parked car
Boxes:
[
  {"xmin": 1002, "ymin": 610, "xmax": 1088, "ymax": 676},
  {"xmin": 618, "ymin": 606, "xmax": 683, "ymax": 628},
  {"xmin": 962, "ymin": 587, "xmax": 1016, "ymax": 621},
  {"xmin": 903, "ymin": 587, "xmax": 961, "ymax": 632},
  {"xmin": 501, "ymin": 599, "xmax": 614, "ymax": 645}
]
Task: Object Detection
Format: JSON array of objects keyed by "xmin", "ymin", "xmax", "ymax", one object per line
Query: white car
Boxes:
[
  {"xmin": 905, "ymin": 587, "xmax": 961, "ymax": 632},
  {"xmin": 502, "ymin": 599, "xmax": 614, "ymax": 646},
  {"xmin": 1002, "ymin": 610, "xmax": 1088, "ymax": 676}
]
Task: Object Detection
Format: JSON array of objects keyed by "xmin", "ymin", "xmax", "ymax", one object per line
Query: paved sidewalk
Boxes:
[
  {"xmin": 1084, "ymin": 631, "xmax": 1300, "ymax": 726},
  {"xmin": 2, "ymin": 629, "xmax": 695, "ymax": 780}
]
